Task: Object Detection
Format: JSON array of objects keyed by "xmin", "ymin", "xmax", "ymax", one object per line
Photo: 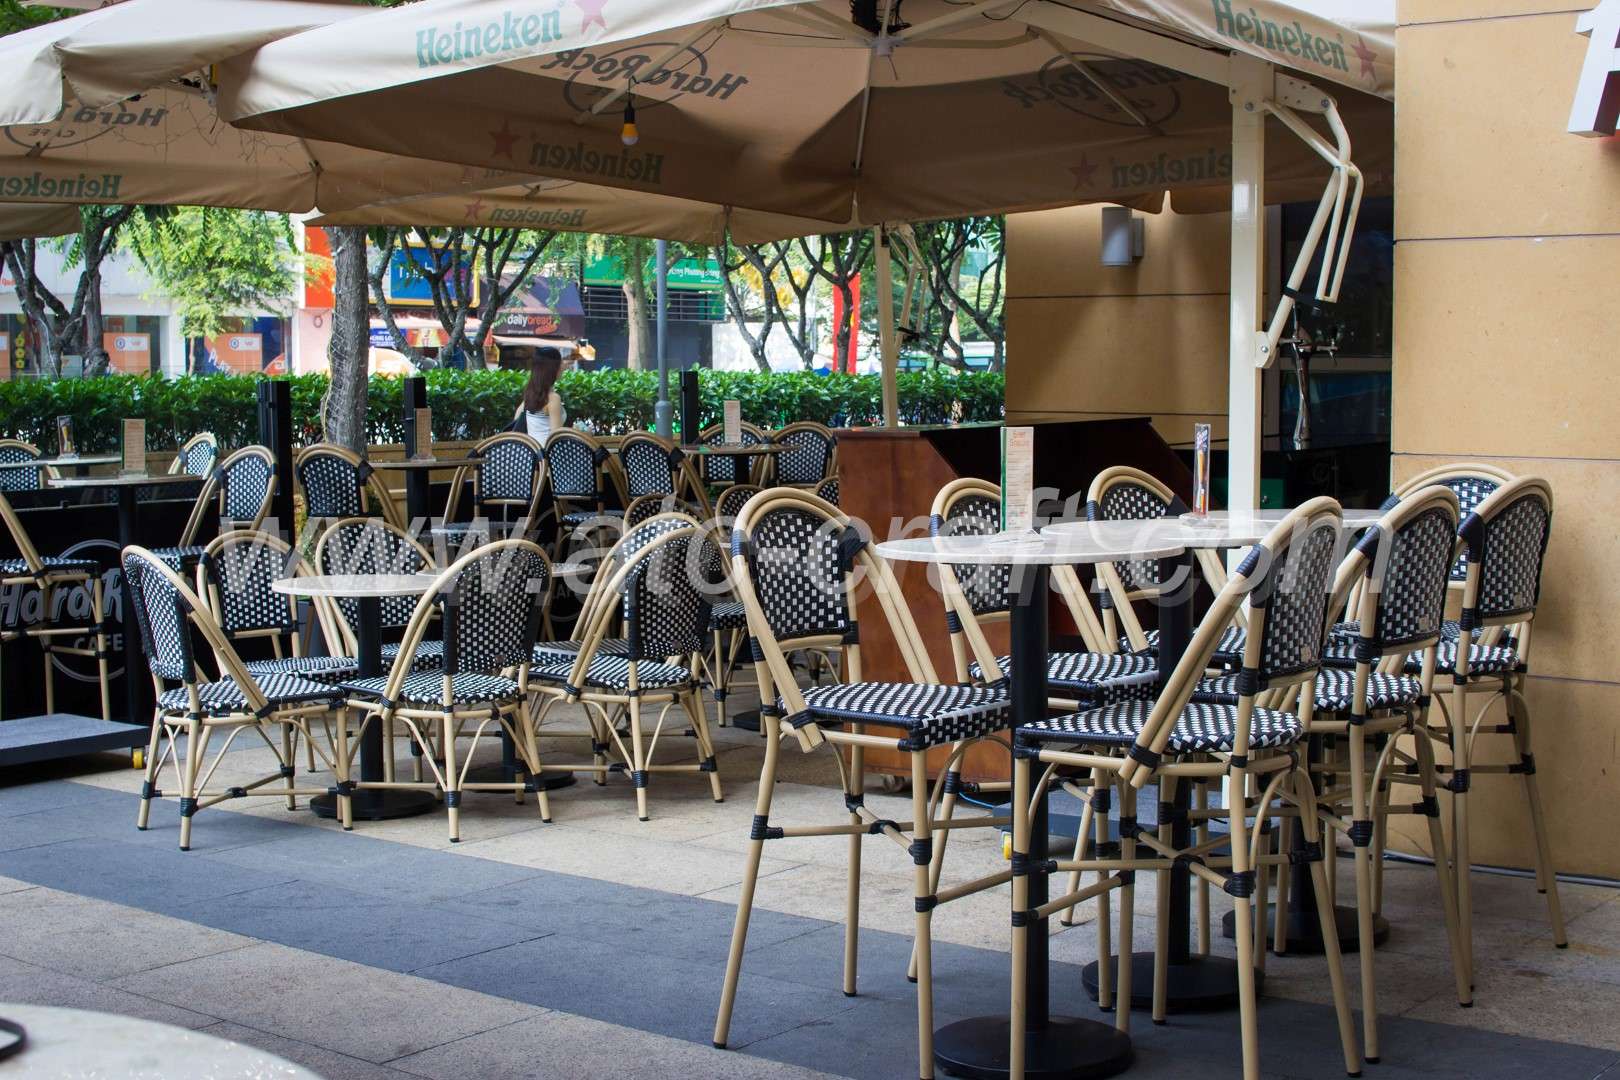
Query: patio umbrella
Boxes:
[{"xmin": 0, "ymin": 202, "xmax": 83, "ymax": 240}]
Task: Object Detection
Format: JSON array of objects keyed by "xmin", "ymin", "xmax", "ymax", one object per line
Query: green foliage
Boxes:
[
  {"xmin": 123, "ymin": 208, "xmax": 299, "ymax": 338},
  {"xmin": 0, "ymin": 370, "xmax": 1004, "ymax": 451}
]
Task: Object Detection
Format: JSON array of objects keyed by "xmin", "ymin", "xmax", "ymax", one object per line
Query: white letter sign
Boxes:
[{"xmin": 1570, "ymin": 0, "xmax": 1620, "ymax": 136}]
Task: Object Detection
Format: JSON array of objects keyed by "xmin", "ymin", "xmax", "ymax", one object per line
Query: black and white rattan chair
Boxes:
[
  {"xmin": 1010, "ymin": 498, "xmax": 1360, "ymax": 1079},
  {"xmin": 0, "ymin": 439, "xmax": 48, "ymax": 493},
  {"xmin": 124, "ymin": 546, "xmax": 347, "ymax": 850},
  {"xmin": 698, "ymin": 421, "xmax": 768, "ymax": 487},
  {"xmin": 702, "ymin": 484, "xmax": 764, "ymax": 728},
  {"xmin": 314, "ymin": 518, "xmax": 443, "ymax": 680},
  {"xmin": 340, "ymin": 539, "xmax": 551, "ymax": 841},
  {"xmin": 440, "ymin": 431, "xmax": 547, "ymax": 545},
  {"xmin": 0, "ymin": 489, "xmax": 111, "ymax": 720},
  {"xmin": 542, "ymin": 428, "xmax": 625, "ymax": 562},
  {"xmin": 619, "ymin": 431, "xmax": 711, "ymax": 518},
  {"xmin": 168, "ymin": 432, "xmax": 218, "ymax": 477},
  {"xmin": 296, "ymin": 443, "xmax": 405, "ymax": 535},
  {"xmin": 527, "ymin": 524, "xmax": 724, "ymax": 822},
  {"xmin": 712, "ymin": 487, "xmax": 1011, "ymax": 1080},
  {"xmin": 768, "ymin": 421, "xmax": 836, "ymax": 488},
  {"xmin": 813, "ymin": 475, "xmax": 840, "ymax": 506},
  {"xmin": 149, "ymin": 445, "xmax": 274, "ymax": 572}
]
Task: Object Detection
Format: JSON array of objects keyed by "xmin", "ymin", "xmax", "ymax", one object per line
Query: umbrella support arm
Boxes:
[{"xmin": 874, "ymin": 224, "xmax": 900, "ymax": 428}]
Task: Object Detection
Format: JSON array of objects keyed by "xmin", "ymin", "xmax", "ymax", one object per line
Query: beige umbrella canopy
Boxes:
[
  {"xmin": 0, "ymin": 201, "xmax": 83, "ymax": 240},
  {"xmin": 219, "ymin": 0, "xmax": 1392, "ymax": 226}
]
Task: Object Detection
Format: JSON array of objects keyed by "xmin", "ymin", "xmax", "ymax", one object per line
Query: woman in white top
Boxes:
[{"xmin": 513, "ymin": 345, "xmax": 567, "ymax": 445}]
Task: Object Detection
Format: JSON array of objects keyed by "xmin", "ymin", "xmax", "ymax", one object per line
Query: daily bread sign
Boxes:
[{"xmin": 1570, "ymin": 0, "xmax": 1620, "ymax": 135}]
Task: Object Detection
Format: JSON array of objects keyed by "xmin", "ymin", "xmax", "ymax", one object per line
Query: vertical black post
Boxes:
[
  {"xmin": 680, "ymin": 369, "xmax": 701, "ymax": 447},
  {"xmin": 401, "ymin": 375, "xmax": 427, "ymax": 452},
  {"xmin": 1157, "ymin": 551, "xmax": 1196, "ymax": 967},
  {"xmin": 257, "ymin": 379, "xmax": 294, "ymax": 542},
  {"xmin": 1012, "ymin": 562, "xmax": 1052, "ymax": 1029}
]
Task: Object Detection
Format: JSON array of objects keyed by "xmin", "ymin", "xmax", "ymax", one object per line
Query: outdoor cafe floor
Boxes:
[{"xmin": 1, "ymin": 686, "xmax": 1617, "ymax": 1080}]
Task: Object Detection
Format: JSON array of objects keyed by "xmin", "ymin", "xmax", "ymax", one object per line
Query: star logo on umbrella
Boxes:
[
  {"xmin": 489, "ymin": 119, "xmax": 518, "ymax": 160},
  {"xmin": 575, "ymin": 0, "xmax": 609, "ymax": 32},
  {"xmin": 464, "ymin": 196, "xmax": 487, "ymax": 221},
  {"xmin": 1352, "ymin": 36, "xmax": 1377, "ymax": 83},
  {"xmin": 1070, "ymin": 154, "xmax": 1099, "ymax": 189}
]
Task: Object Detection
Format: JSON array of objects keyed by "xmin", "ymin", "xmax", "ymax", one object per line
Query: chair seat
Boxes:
[
  {"xmin": 0, "ymin": 555, "xmax": 99, "ymax": 577},
  {"xmin": 148, "ymin": 546, "xmax": 209, "ymax": 571},
  {"xmin": 1019, "ymin": 698, "xmax": 1303, "ymax": 754},
  {"xmin": 1194, "ymin": 669, "xmax": 1423, "ymax": 713},
  {"xmin": 708, "ymin": 600, "xmax": 749, "ymax": 630},
  {"xmin": 1407, "ymin": 641, "xmax": 1521, "ymax": 677},
  {"xmin": 560, "ymin": 509, "xmax": 624, "ymax": 527},
  {"xmin": 1331, "ymin": 618, "xmax": 1491, "ymax": 644},
  {"xmin": 969, "ymin": 650, "xmax": 1158, "ymax": 704},
  {"xmin": 782, "ymin": 682, "xmax": 1011, "ymax": 751},
  {"xmin": 342, "ymin": 670, "xmax": 521, "ymax": 707},
  {"xmin": 532, "ymin": 639, "xmax": 630, "ymax": 665},
  {"xmin": 531, "ymin": 655, "xmax": 694, "ymax": 692},
  {"xmin": 158, "ymin": 673, "xmax": 342, "ymax": 716},
  {"xmin": 242, "ymin": 655, "xmax": 360, "ymax": 683},
  {"xmin": 381, "ymin": 639, "xmax": 445, "ymax": 672},
  {"xmin": 1124, "ymin": 625, "xmax": 1245, "ymax": 661}
]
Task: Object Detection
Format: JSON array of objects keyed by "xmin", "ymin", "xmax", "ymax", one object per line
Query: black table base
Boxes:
[
  {"xmin": 1221, "ymin": 905, "xmax": 1389, "ymax": 955},
  {"xmin": 311, "ymin": 788, "xmax": 438, "ymax": 821},
  {"xmin": 936, "ymin": 1016, "xmax": 1132, "ymax": 1080},
  {"xmin": 463, "ymin": 764, "xmax": 578, "ymax": 791},
  {"xmin": 1081, "ymin": 954, "xmax": 1256, "ymax": 1013}
]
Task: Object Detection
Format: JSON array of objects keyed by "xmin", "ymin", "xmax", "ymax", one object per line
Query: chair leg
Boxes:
[
  {"xmin": 714, "ymin": 716, "xmax": 783, "ymax": 1050},
  {"xmin": 335, "ymin": 709, "xmax": 354, "ymax": 830},
  {"xmin": 1272, "ymin": 804, "xmax": 1294, "ymax": 955},
  {"xmin": 135, "ymin": 712, "xmax": 164, "ymax": 831},
  {"xmin": 178, "ymin": 719, "xmax": 203, "ymax": 851},
  {"xmin": 1449, "ymin": 680, "xmax": 1474, "ymax": 990},
  {"xmin": 844, "ymin": 732, "xmax": 865, "ymax": 997},
  {"xmin": 1227, "ymin": 769, "xmax": 1261, "ymax": 1080},
  {"xmin": 909, "ymin": 759, "xmax": 961, "ymax": 982},
  {"xmin": 1371, "ymin": 765, "xmax": 1391, "ymax": 918},
  {"xmin": 1509, "ymin": 678, "xmax": 1567, "ymax": 947},
  {"xmin": 93, "ymin": 580, "xmax": 111, "ymax": 723},
  {"xmin": 628, "ymin": 695, "xmax": 649, "ymax": 821},
  {"xmin": 910, "ymin": 750, "xmax": 937, "ymax": 1080},
  {"xmin": 1152, "ymin": 778, "xmax": 1173, "ymax": 1025},
  {"xmin": 519, "ymin": 706, "xmax": 553, "ymax": 824},
  {"xmin": 1414, "ymin": 727, "xmax": 1471, "ymax": 1008},
  {"xmin": 682, "ymin": 689, "xmax": 724, "ymax": 803},
  {"xmin": 1196, "ymin": 780, "xmax": 1212, "ymax": 955},
  {"xmin": 1349, "ymin": 725, "xmax": 1380, "ymax": 1062},
  {"xmin": 1294, "ymin": 765, "xmax": 1362, "ymax": 1078},
  {"xmin": 442, "ymin": 714, "xmax": 461, "ymax": 843},
  {"xmin": 1058, "ymin": 791, "xmax": 1093, "ymax": 929},
  {"xmin": 281, "ymin": 725, "xmax": 298, "ymax": 811},
  {"xmin": 1092, "ymin": 770, "xmax": 1113, "ymax": 1012},
  {"xmin": 1009, "ymin": 754, "xmax": 1031, "ymax": 1078},
  {"xmin": 1114, "ymin": 783, "xmax": 1136, "ymax": 1036}
]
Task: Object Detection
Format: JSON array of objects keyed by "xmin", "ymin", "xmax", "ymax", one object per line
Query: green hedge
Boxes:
[{"xmin": 0, "ymin": 369, "xmax": 1004, "ymax": 450}]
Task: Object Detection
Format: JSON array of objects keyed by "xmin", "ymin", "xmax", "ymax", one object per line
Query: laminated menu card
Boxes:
[
  {"xmin": 121, "ymin": 418, "xmax": 145, "ymax": 475},
  {"xmin": 1000, "ymin": 425, "xmax": 1035, "ymax": 534}
]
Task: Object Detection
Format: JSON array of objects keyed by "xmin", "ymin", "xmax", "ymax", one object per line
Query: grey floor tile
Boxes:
[
  {"xmin": 736, "ymin": 996, "xmax": 972, "ymax": 1079},
  {"xmin": 199, "ymin": 1020, "xmax": 427, "ymax": 1080},
  {"xmin": 0, "ymin": 885, "xmax": 254, "ymax": 981},
  {"xmin": 415, "ymin": 935, "xmax": 860, "ymax": 1051},
  {"xmin": 111, "ymin": 942, "xmax": 543, "ymax": 1064},
  {"xmin": 0, "ymin": 954, "xmax": 221, "ymax": 1031},
  {"xmin": 0, "ymin": 837, "xmax": 299, "ymax": 909},
  {"xmin": 183, "ymin": 878, "xmax": 550, "ymax": 974},
  {"xmin": 0, "ymin": 777, "xmax": 125, "ymax": 819}
]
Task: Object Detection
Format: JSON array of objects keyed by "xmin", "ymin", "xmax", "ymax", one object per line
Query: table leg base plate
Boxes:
[
  {"xmin": 729, "ymin": 710, "xmax": 762, "ymax": 732},
  {"xmin": 1221, "ymin": 904, "xmax": 1389, "ymax": 955},
  {"xmin": 935, "ymin": 1015, "xmax": 1132, "ymax": 1080},
  {"xmin": 1081, "ymin": 954, "xmax": 1259, "ymax": 1013},
  {"xmin": 460, "ymin": 765, "xmax": 578, "ymax": 791},
  {"xmin": 310, "ymin": 789, "xmax": 438, "ymax": 821}
]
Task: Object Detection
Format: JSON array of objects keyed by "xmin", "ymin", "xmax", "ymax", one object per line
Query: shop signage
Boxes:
[
  {"xmin": 384, "ymin": 244, "xmax": 480, "ymax": 307},
  {"xmin": 582, "ymin": 254, "xmax": 722, "ymax": 291},
  {"xmin": 1569, "ymin": 0, "xmax": 1620, "ymax": 136}
]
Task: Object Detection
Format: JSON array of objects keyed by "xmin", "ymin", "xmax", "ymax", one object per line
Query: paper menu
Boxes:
[
  {"xmin": 56, "ymin": 416, "xmax": 75, "ymax": 458},
  {"xmin": 1192, "ymin": 423, "xmax": 1211, "ymax": 516},
  {"xmin": 121, "ymin": 419, "xmax": 146, "ymax": 475},
  {"xmin": 413, "ymin": 408, "xmax": 433, "ymax": 460},
  {"xmin": 722, "ymin": 400, "xmax": 741, "ymax": 445},
  {"xmin": 1000, "ymin": 426, "xmax": 1035, "ymax": 534}
]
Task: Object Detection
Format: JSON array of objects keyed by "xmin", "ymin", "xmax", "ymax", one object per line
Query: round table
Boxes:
[
  {"xmin": 272, "ymin": 572, "xmax": 440, "ymax": 821},
  {"xmin": 49, "ymin": 473, "xmax": 204, "ymax": 724},
  {"xmin": 0, "ymin": 1003, "xmax": 318, "ymax": 1078},
  {"xmin": 877, "ymin": 525, "xmax": 1185, "ymax": 1080},
  {"xmin": 1177, "ymin": 507, "xmax": 1385, "ymax": 530},
  {"xmin": 681, "ymin": 442, "xmax": 783, "ymax": 486},
  {"xmin": 371, "ymin": 456, "xmax": 484, "ymax": 529}
]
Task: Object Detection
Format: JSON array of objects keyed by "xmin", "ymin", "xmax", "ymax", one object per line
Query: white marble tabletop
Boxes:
[
  {"xmin": 48, "ymin": 472, "xmax": 199, "ymax": 488},
  {"xmin": 0, "ymin": 1003, "xmax": 319, "ymax": 1078},
  {"xmin": 1178, "ymin": 507, "xmax": 1384, "ymax": 530},
  {"xmin": 681, "ymin": 443, "xmax": 784, "ymax": 455},
  {"xmin": 877, "ymin": 521, "xmax": 1184, "ymax": 566},
  {"xmin": 370, "ymin": 456, "xmax": 483, "ymax": 470},
  {"xmin": 0, "ymin": 453, "xmax": 121, "ymax": 469},
  {"xmin": 272, "ymin": 573, "xmax": 435, "ymax": 598},
  {"xmin": 1046, "ymin": 508, "xmax": 1365, "ymax": 550}
]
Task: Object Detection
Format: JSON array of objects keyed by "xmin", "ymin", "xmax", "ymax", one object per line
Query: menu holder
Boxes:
[
  {"xmin": 723, "ymin": 399, "xmax": 741, "ymax": 445},
  {"xmin": 121, "ymin": 418, "xmax": 146, "ymax": 476},
  {"xmin": 1000, "ymin": 425, "xmax": 1036, "ymax": 535},
  {"xmin": 56, "ymin": 416, "xmax": 76, "ymax": 459},
  {"xmin": 412, "ymin": 408, "xmax": 433, "ymax": 460},
  {"xmin": 1191, "ymin": 422, "xmax": 1211, "ymax": 516}
]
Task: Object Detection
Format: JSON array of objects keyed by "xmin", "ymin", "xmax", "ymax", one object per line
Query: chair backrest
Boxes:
[
  {"xmin": 543, "ymin": 428, "xmax": 612, "ymax": 503},
  {"xmin": 0, "ymin": 439, "xmax": 44, "ymax": 493},
  {"xmin": 771, "ymin": 422, "xmax": 836, "ymax": 485},
  {"xmin": 699, "ymin": 422, "xmax": 765, "ymax": 485},
  {"xmin": 430, "ymin": 540, "xmax": 550, "ymax": 676},
  {"xmin": 569, "ymin": 526, "xmax": 718, "ymax": 679},
  {"xmin": 1460, "ymin": 476, "xmax": 1553, "ymax": 633},
  {"xmin": 314, "ymin": 517, "xmax": 436, "ymax": 639},
  {"xmin": 170, "ymin": 432, "xmax": 219, "ymax": 477},
  {"xmin": 625, "ymin": 493, "xmax": 685, "ymax": 529},
  {"xmin": 814, "ymin": 476, "xmax": 840, "ymax": 507},
  {"xmin": 218, "ymin": 445, "xmax": 277, "ymax": 530},
  {"xmin": 474, "ymin": 432, "xmax": 545, "ymax": 510},
  {"xmin": 1122, "ymin": 498, "xmax": 1344, "ymax": 785},
  {"xmin": 714, "ymin": 484, "xmax": 762, "ymax": 527},
  {"xmin": 1088, "ymin": 466, "xmax": 1176, "ymax": 597},
  {"xmin": 618, "ymin": 432, "xmax": 683, "ymax": 500},
  {"xmin": 198, "ymin": 529, "xmax": 301, "ymax": 642},
  {"xmin": 1388, "ymin": 463, "xmax": 1516, "ymax": 583},
  {"xmin": 1331, "ymin": 485, "xmax": 1460, "ymax": 664},
  {"xmin": 296, "ymin": 443, "xmax": 373, "ymax": 521},
  {"xmin": 930, "ymin": 478, "xmax": 1009, "ymax": 622}
]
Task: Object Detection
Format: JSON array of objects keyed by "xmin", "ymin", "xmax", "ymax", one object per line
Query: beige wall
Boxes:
[
  {"xmin": 1393, "ymin": 1, "xmax": 1620, "ymax": 876},
  {"xmin": 1004, "ymin": 203, "xmax": 1230, "ymax": 446}
]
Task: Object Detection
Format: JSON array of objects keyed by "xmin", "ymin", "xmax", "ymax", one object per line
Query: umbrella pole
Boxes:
[
  {"xmin": 1226, "ymin": 55, "xmax": 1272, "ymax": 513},
  {"xmin": 654, "ymin": 237, "xmax": 673, "ymax": 438},
  {"xmin": 874, "ymin": 225, "xmax": 899, "ymax": 428}
]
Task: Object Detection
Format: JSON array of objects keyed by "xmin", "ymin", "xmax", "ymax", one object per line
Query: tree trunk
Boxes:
[
  {"xmin": 82, "ymin": 267, "xmax": 110, "ymax": 376},
  {"xmin": 623, "ymin": 272, "xmax": 650, "ymax": 371},
  {"xmin": 323, "ymin": 226, "xmax": 370, "ymax": 453}
]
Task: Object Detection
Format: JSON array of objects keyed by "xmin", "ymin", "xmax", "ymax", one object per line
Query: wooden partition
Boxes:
[{"xmin": 836, "ymin": 417, "xmax": 1189, "ymax": 782}]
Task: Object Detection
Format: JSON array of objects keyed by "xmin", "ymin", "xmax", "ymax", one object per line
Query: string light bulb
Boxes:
[{"xmin": 621, "ymin": 94, "xmax": 639, "ymax": 147}]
